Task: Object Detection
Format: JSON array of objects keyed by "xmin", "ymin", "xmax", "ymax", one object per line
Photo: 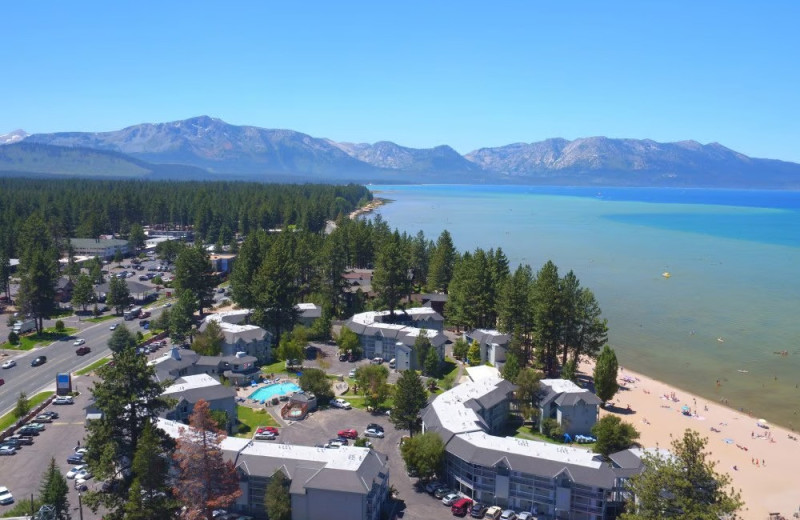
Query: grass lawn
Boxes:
[
  {"xmin": 0, "ymin": 327, "xmax": 78, "ymax": 351},
  {"xmin": 513, "ymin": 424, "xmax": 596, "ymax": 449},
  {"xmin": 340, "ymin": 394, "xmax": 394, "ymax": 412},
  {"xmin": 85, "ymin": 314, "xmax": 117, "ymax": 323},
  {"xmin": 0, "ymin": 391, "xmax": 55, "ymax": 431},
  {"xmin": 260, "ymin": 360, "xmax": 292, "ymax": 376},
  {"xmin": 49, "ymin": 308, "xmax": 75, "ymax": 319},
  {"xmin": 234, "ymin": 405, "xmax": 280, "ymax": 438},
  {"xmin": 76, "ymin": 357, "xmax": 111, "ymax": 376}
]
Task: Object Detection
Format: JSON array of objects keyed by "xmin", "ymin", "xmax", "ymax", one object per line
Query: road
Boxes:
[{"xmin": 0, "ymin": 306, "xmax": 168, "ymax": 416}]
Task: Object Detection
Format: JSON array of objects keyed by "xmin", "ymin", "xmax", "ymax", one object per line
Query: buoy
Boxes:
[{"xmin": 662, "ymin": 272, "xmax": 671, "ymax": 278}]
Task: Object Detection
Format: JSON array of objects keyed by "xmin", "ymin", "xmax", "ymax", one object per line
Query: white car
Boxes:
[
  {"xmin": 442, "ymin": 493, "xmax": 461, "ymax": 505},
  {"xmin": 348, "ymin": 369, "xmax": 357, "ymax": 378},
  {"xmin": 66, "ymin": 465, "xmax": 86, "ymax": 479},
  {"xmin": 109, "ymin": 323, "xmax": 118, "ymax": 330},
  {"xmin": 74, "ymin": 468, "xmax": 93, "ymax": 481},
  {"xmin": 517, "ymin": 513, "xmax": 534, "ymax": 520},
  {"xmin": 1, "ymin": 360, "xmax": 16, "ymax": 369},
  {"xmin": 53, "ymin": 396, "xmax": 74, "ymax": 405},
  {"xmin": 0, "ymin": 446, "xmax": 15, "ymax": 456},
  {"xmin": 73, "ymin": 338, "xmax": 86, "ymax": 346},
  {"xmin": 0, "ymin": 486, "xmax": 13, "ymax": 505},
  {"xmin": 331, "ymin": 398, "xmax": 352, "ymax": 410},
  {"xmin": 364, "ymin": 428, "xmax": 384, "ymax": 438}
]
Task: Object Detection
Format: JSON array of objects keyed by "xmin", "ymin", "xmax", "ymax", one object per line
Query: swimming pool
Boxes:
[{"xmin": 249, "ymin": 382, "xmax": 301, "ymax": 402}]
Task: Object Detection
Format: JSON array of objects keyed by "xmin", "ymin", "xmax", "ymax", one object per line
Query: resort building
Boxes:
[
  {"xmin": 157, "ymin": 418, "xmax": 391, "ymax": 520},
  {"xmin": 161, "ymin": 373, "xmax": 238, "ymax": 432},
  {"xmin": 200, "ymin": 312, "xmax": 273, "ymax": 363},
  {"xmin": 295, "ymin": 302, "xmax": 322, "ymax": 328},
  {"xmin": 422, "ymin": 376, "xmax": 641, "ymax": 519},
  {"xmin": 463, "ymin": 328, "xmax": 511, "ymax": 367},
  {"xmin": 539, "ymin": 379, "xmax": 602, "ymax": 437},
  {"xmin": 69, "ymin": 237, "xmax": 130, "ymax": 259},
  {"xmin": 151, "ymin": 347, "xmax": 260, "ymax": 386},
  {"xmin": 344, "ymin": 308, "xmax": 447, "ymax": 371}
]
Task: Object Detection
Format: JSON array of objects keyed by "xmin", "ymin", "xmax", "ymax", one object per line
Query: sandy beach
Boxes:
[{"xmin": 579, "ymin": 358, "xmax": 800, "ymax": 519}]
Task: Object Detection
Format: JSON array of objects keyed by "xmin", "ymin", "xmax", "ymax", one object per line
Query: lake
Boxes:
[{"xmin": 371, "ymin": 185, "xmax": 800, "ymax": 429}]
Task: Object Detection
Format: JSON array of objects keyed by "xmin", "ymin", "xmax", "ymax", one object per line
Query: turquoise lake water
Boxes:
[
  {"xmin": 371, "ymin": 185, "xmax": 800, "ymax": 428},
  {"xmin": 248, "ymin": 382, "xmax": 301, "ymax": 402}
]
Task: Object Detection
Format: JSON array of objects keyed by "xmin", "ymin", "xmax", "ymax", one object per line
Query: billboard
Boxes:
[{"xmin": 56, "ymin": 373, "xmax": 72, "ymax": 395}]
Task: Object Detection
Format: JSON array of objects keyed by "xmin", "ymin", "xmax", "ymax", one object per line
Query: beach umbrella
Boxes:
[
  {"xmin": 757, "ymin": 418, "xmax": 768, "ymax": 425},
  {"xmin": 682, "ymin": 405, "xmax": 690, "ymax": 411}
]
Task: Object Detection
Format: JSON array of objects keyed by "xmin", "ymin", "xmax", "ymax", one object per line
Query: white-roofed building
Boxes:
[
  {"xmin": 156, "ymin": 418, "xmax": 390, "ymax": 520},
  {"xmin": 199, "ymin": 312, "xmax": 273, "ymax": 363},
  {"xmin": 344, "ymin": 308, "xmax": 446, "ymax": 371},
  {"xmin": 422, "ymin": 376, "xmax": 642, "ymax": 518}
]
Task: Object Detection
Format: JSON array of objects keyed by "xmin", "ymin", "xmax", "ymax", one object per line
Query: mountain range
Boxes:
[{"xmin": 1, "ymin": 116, "xmax": 799, "ymax": 188}]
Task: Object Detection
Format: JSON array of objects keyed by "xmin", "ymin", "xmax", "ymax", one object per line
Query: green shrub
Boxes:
[
  {"xmin": 8, "ymin": 331, "xmax": 19, "ymax": 345},
  {"xmin": 55, "ymin": 320, "xmax": 65, "ymax": 332}
]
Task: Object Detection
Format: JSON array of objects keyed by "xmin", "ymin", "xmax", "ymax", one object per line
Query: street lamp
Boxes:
[{"xmin": 77, "ymin": 491, "xmax": 84, "ymax": 520}]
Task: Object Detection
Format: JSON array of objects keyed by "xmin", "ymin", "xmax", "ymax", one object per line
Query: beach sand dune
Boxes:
[{"xmin": 580, "ymin": 359, "xmax": 800, "ymax": 519}]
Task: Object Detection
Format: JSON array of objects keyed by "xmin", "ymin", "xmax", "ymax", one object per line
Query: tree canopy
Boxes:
[
  {"xmin": 400, "ymin": 432, "xmax": 445, "ymax": 481},
  {"xmin": 594, "ymin": 345, "xmax": 619, "ymax": 406},
  {"xmin": 621, "ymin": 429, "xmax": 743, "ymax": 520},
  {"xmin": 591, "ymin": 415, "xmax": 640, "ymax": 459},
  {"xmin": 391, "ymin": 370, "xmax": 428, "ymax": 437}
]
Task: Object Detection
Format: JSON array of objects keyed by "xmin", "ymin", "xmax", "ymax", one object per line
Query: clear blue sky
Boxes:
[{"xmin": 2, "ymin": 1, "xmax": 799, "ymax": 161}]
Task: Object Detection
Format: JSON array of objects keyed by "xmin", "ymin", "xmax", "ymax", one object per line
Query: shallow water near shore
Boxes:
[{"xmin": 371, "ymin": 185, "xmax": 800, "ymax": 429}]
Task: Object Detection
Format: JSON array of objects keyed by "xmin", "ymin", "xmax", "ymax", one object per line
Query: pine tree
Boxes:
[
  {"xmin": 427, "ymin": 230, "xmax": 456, "ymax": 293},
  {"xmin": 71, "ymin": 273, "xmax": 95, "ymax": 312},
  {"xmin": 390, "ymin": 370, "xmax": 428, "ymax": 436},
  {"xmin": 173, "ymin": 400, "xmax": 242, "ymax": 520},
  {"xmin": 107, "ymin": 276, "xmax": 131, "ymax": 316},
  {"xmin": 14, "ymin": 391, "xmax": 30, "ymax": 419},
  {"xmin": 372, "ymin": 232, "xmax": 411, "ymax": 319},
  {"xmin": 467, "ymin": 341, "xmax": 481, "ymax": 366},
  {"xmin": 424, "ymin": 346, "xmax": 441, "ymax": 378},
  {"xmin": 124, "ymin": 420, "xmax": 175, "ymax": 520},
  {"xmin": 621, "ymin": 430, "xmax": 743, "ymax": 519},
  {"xmin": 593, "ymin": 344, "xmax": 619, "ymax": 407},
  {"xmin": 39, "ymin": 457, "xmax": 69, "ymax": 518},
  {"xmin": 107, "ymin": 324, "xmax": 137, "ymax": 354},
  {"xmin": 414, "ymin": 330, "xmax": 432, "ymax": 370},
  {"xmin": 531, "ymin": 260, "xmax": 562, "ymax": 376},
  {"xmin": 264, "ymin": 470, "xmax": 292, "ymax": 520},
  {"xmin": 174, "ymin": 244, "xmax": 215, "ymax": 317},
  {"xmin": 501, "ymin": 352, "xmax": 521, "ymax": 382}
]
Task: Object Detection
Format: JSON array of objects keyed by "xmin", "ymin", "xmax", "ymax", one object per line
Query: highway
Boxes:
[{"xmin": 0, "ymin": 305, "xmax": 168, "ymax": 416}]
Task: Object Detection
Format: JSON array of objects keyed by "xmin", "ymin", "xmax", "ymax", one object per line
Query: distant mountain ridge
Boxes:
[{"xmin": 4, "ymin": 116, "xmax": 800, "ymax": 188}]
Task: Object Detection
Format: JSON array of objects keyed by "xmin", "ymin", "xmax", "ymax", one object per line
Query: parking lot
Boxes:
[{"xmin": 0, "ymin": 378, "xmax": 103, "ymax": 520}]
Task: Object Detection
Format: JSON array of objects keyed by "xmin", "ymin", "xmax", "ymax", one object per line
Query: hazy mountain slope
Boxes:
[
  {"xmin": 7, "ymin": 117, "xmax": 800, "ymax": 187},
  {"xmin": 24, "ymin": 116, "xmax": 375, "ymax": 178}
]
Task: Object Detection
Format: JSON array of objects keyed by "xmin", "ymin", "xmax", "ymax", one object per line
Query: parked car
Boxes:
[
  {"xmin": 424, "ymin": 480, "xmax": 444, "ymax": 494},
  {"xmin": 16, "ymin": 426, "xmax": 39, "ymax": 436},
  {"xmin": 484, "ymin": 506, "xmax": 503, "ymax": 520},
  {"xmin": 442, "ymin": 493, "xmax": 461, "ymax": 505},
  {"xmin": 31, "ymin": 356, "xmax": 47, "ymax": 367},
  {"xmin": 1, "ymin": 360, "xmax": 16, "ymax": 369},
  {"xmin": 517, "ymin": 513, "xmax": 534, "ymax": 520},
  {"xmin": 76, "ymin": 346, "xmax": 91, "ymax": 356},
  {"xmin": 53, "ymin": 396, "xmax": 74, "ymax": 405},
  {"xmin": 364, "ymin": 427, "xmax": 384, "ymax": 438},
  {"xmin": 74, "ymin": 468, "xmax": 93, "ymax": 481},
  {"xmin": 39, "ymin": 411, "xmax": 58, "ymax": 420},
  {"xmin": 0, "ymin": 446, "xmax": 15, "ymax": 456},
  {"xmin": 66, "ymin": 453, "xmax": 84, "ymax": 464},
  {"xmin": 325, "ymin": 440, "xmax": 345, "ymax": 449},
  {"xmin": 25, "ymin": 422, "xmax": 46, "ymax": 432},
  {"xmin": 469, "ymin": 502, "xmax": 488, "ymax": 518},
  {"xmin": 337, "ymin": 429, "xmax": 358, "ymax": 439},
  {"xmin": 256, "ymin": 426, "xmax": 278, "ymax": 435},
  {"xmin": 339, "ymin": 354, "xmax": 348, "ymax": 362},
  {"xmin": 331, "ymin": 398, "xmax": 352, "ymax": 410},
  {"xmin": 66, "ymin": 465, "xmax": 87, "ymax": 479},
  {"xmin": 8, "ymin": 435, "xmax": 33, "ymax": 446},
  {"xmin": 371, "ymin": 357, "xmax": 384, "ymax": 364},
  {"xmin": 1, "ymin": 439, "xmax": 20, "ymax": 450},
  {"xmin": 434, "ymin": 487, "xmax": 453, "ymax": 499},
  {"xmin": 0, "ymin": 486, "xmax": 13, "ymax": 505},
  {"xmin": 34, "ymin": 414, "xmax": 53, "ymax": 423},
  {"xmin": 452, "ymin": 498, "xmax": 474, "ymax": 516},
  {"xmin": 253, "ymin": 432, "xmax": 276, "ymax": 441},
  {"xmin": 331, "ymin": 437, "xmax": 349, "ymax": 446},
  {"xmin": 499, "ymin": 510, "xmax": 517, "ymax": 520},
  {"xmin": 348, "ymin": 369, "xmax": 357, "ymax": 378}
]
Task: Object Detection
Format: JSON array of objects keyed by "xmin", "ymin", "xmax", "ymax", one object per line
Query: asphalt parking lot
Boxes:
[
  {"xmin": 0, "ymin": 377, "xmax": 103, "ymax": 520},
  {"xmin": 260, "ymin": 398, "xmax": 454, "ymax": 520}
]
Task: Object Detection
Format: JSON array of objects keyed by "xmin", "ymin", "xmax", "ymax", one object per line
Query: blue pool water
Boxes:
[{"xmin": 248, "ymin": 382, "xmax": 301, "ymax": 402}]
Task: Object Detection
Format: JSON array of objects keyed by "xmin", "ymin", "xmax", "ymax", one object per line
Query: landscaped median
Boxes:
[
  {"xmin": 0, "ymin": 327, "xmax": 78, "ymax": 350},
  {"xmin": 75, "ymin": 357, "xmax": 112, "ymax": 376},
  {"xmin": 0, "ymin": 391, "xmax": 54, "ymax": 432}
]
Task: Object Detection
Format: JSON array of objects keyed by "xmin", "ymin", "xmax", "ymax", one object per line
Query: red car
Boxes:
[
  {"xmin": 257, "ymin": 426, "xmax": 279, "ymax": 435},
  {"xmin": 337, "ymin": 429, "xmax": 358, "ymax": 439},
  {"xmin": 76, "ymin": 346, "xmax": 91, "ymax": 356}
]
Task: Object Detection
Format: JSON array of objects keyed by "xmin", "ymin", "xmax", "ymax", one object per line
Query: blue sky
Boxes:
[{"xmin": 2, "ymin": 1, "xmax": 799, "ymax": 161}]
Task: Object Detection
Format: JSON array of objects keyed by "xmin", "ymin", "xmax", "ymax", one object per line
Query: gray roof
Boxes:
[
  {"xmin": 421, "ymin": 293, "xmax": 448, "ymax": 303},
  {"xmin": 70, "ymin": 238, "xmax": 129, "ymax": 249},
  {"xmin": 345, "ymin": 319, "xmax": 447, "ymax": 348},
  {"xmin": 469, "ymin": 379, "xmax": 516, "ymax": 410},
  {"xmin": 554, "ymin": 391, "xmax": 602, "ymax": 407},
  {"xmin": 95, "ymin": 279, "xmax": 153, "ymax": 296},
  {"xmin": 465, "ymin": 328, "xmax": 511, "ymax": 347},
  {"xmin": 167, "ymin": 384, "xmax": 236, "ymax": 405},
  {"xmin": 153, "ymin": 350, "xmax": 201, "ymax": 381}
]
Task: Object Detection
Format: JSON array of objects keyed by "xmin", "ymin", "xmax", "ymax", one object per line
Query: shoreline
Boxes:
[
  {"xmin": 349, "ymin": 197, "xmax": 388, "ymax": 220},
  {"xmin": 579, "ymin": 358, "xmax": 800, "ymax": 519}
]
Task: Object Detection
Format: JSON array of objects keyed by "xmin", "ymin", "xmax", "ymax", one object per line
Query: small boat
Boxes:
[
  {"xmin": 737, "ymin": 370, "xmax": 749, "ymax": 373},
  {"xmin": 662, "ymin": 272, "xmax": 671, "ymax": 278},
  {"xmin": 717, "ymin": 337, "xmax": 725, "ymax": 343}
]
